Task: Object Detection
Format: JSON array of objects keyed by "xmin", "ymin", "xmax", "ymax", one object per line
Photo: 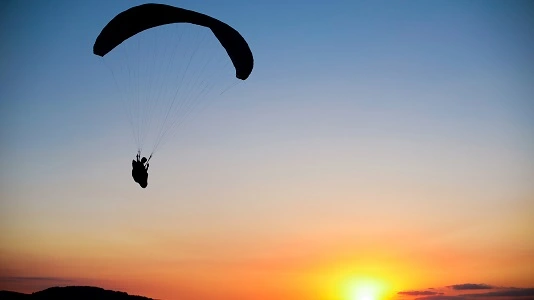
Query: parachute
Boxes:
[{"xmin": 93, "ymin": 3, "xmax": 254, "ymax": 157}]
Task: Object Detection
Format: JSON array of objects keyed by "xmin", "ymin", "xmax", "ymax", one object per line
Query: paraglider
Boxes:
[
  {"xmin": 93, "ymin": 3, "xmax": 254, "ymax": 188},
  {"xmin": 132, "ymin": 151, "xmax": 149, "ymax": 188}
]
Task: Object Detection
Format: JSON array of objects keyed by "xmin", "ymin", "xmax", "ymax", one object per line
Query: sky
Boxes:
[{"xmin": 1, "ymin": 0, "xmax": 533, "ymax": 299}]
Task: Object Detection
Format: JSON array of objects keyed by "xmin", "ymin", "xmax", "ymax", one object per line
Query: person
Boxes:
[{"xmin": 132, "ymin": 152, "xmax": 149, "ymax": 188}]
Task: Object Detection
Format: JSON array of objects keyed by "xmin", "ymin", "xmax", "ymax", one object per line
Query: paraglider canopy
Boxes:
[
  {"xmin": 93, "ymin": 3, "xmax": 254, "ymax": 80},
  {"xmin": 93, "ymin": 3, "xmax": 254, "ymax": 162}
]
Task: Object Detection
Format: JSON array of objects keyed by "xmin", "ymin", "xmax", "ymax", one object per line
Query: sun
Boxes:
[{"xmin": 344, "ymin": 277, "xmax": 388, "ymax": 300}]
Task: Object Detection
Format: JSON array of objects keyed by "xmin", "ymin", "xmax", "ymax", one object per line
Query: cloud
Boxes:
[
  {"xmin": 398, "ymin": 284, "xmax": 534, "ymax": 300},
  {"xmin": 0, "ymin": 276, "xmax": 74, "ymax": 283},
  {"xmin": 449, "ymin": 284, "xmax": 493, "ymax": 290},
  {"xmin": 399, "ymin": 290, "xmax": 443, "ymax": 296},
  {"xmin": 462, "ymin": 288, "xmax": 534, "ymax": 298},
  {"xmin": 415, "ymin": 296, "xmax": 465, "ymax": 300}
]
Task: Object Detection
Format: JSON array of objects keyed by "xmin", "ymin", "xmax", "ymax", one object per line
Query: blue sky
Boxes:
[
  {"xmin": 2, "ymin": 0, "xmax": 533, "ymax": 156},
  {"xmin": 0, "ymin": 1, "xmax": 533, "ymax": 298}
]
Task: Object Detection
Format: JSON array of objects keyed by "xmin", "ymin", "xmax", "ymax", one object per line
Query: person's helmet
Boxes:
[{"xmin": 141, "ymin": 157, "xmax": 147, "ymax": 163}]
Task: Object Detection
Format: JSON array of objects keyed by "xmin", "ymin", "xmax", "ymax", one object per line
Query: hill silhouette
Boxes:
[{"xmin": 0, "ymin": 286, "xmax": 154, "ymax": 300}]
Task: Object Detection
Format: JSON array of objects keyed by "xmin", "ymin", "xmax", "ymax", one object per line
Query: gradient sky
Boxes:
[{"xmin": 1, "ymin": 1, "xmax": 533, "ymax": 300}]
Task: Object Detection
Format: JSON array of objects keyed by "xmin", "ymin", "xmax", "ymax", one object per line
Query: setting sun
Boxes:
[{"xmin": 344, "ymin": 277, "xmax": 389, "ymax": 300}]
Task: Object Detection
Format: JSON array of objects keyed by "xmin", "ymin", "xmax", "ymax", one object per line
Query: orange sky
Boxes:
[{"xmin": 2, "ymin": 197, "xmax": 533, "ymax": 299}]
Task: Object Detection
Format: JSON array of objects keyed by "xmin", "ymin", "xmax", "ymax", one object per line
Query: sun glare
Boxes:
[{"xmin": 345, "ymin": 277, "xmax": 388, "ymax": 300}]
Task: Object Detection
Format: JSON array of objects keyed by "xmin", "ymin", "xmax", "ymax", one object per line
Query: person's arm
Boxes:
[{"xmin": 146, "ymin": 163, "xmax": 149, "ymax": 170}]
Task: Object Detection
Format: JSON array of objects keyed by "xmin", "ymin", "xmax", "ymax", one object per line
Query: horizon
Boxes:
[{"xmin": 1, "ymin": 1, "xmax": 533, "ymax": 300}]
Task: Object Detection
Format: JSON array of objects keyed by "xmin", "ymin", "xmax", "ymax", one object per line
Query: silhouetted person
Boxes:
[{"xmin": 132, "ymin": 152, "xmax": 149, "ymax": 188}]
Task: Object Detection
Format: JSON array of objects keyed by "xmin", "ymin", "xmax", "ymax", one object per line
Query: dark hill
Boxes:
[
  {"xmin": 0, "ymin": 290, "xmax": 30, "ymax": 299},
  {"xmin": 0, "ymin": 286, "xmax": 154, "ymax": 300}
]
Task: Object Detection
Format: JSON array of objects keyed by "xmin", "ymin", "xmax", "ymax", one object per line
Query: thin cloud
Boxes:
[
  {"xmin": 398, "ymin": 283, "xmax": 534, "ymax": 300},
  {"xmin": 462, "ymin": 288, "xmax": 534, "ymax": 298},
  {"xmin": 449, "ymin": 284, "xmax": 493, "ymax": 290},
  {"xmin": 0, "ymin": 276, "xmax": 74, "ymax": 283},
  {"xmin": 399, "ymin": 290, "xmax": 443, "ymax": 296},
  {"xmin": 415, "ymin": 296, "xmax": 465, "ymax": 300}
]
